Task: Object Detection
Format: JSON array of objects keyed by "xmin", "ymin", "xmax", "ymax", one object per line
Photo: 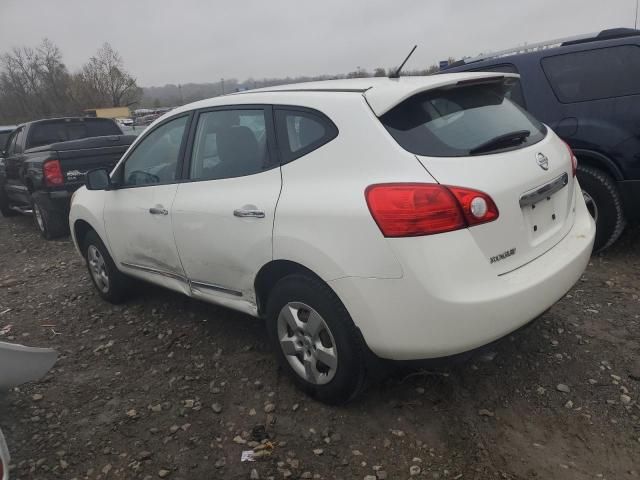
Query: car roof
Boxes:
[
  {"xmin": 162, "ymin": 72, "xmax": 518, "ymax": 121},
  {"xmin": 0, "ymin": 126, "xmax": 17, "ymax": 132}
]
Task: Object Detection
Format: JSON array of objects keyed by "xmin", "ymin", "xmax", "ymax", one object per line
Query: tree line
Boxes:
[
  {"xmin": 140, "ymin": 61, "xmax": 454, "ymax": 109},
  {"xmin": 1, "ymin": 38, "xmax": 455, "ymax": 124},
  {"xmin": 0, "ymin": 39, "xmax": 141, "ymax": 124}
]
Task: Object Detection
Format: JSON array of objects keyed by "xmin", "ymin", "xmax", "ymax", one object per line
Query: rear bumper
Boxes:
[{"xmin": 329, "ymin": 186, "xmax": 595, "ymax": 361}]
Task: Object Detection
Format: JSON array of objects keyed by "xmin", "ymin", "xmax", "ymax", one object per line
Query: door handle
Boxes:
[
  {"xmin": 233, "ymin": 208, "xmax": 265, "ymax": 218},
  {"xmin": 149, "ymin": 206, "xmax": 168, "ymax": 215}
]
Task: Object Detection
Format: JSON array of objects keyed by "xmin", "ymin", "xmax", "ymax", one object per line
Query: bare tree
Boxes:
[
  {"xmin": 77, "ymin": 43, "xmax": 141, "ymax": 107},
  {"xmin": 0, "ymin": 39, "xmax": 77, "ymax": 122},
  {"xmin": 37, "ymin": 39, "xmax": 74, "ymax": 113}
]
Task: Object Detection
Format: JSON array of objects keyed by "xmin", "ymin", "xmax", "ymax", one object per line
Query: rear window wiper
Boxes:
[{"xmin": 469, "ymin": 129, "xmax": 531, "ymax": 155}]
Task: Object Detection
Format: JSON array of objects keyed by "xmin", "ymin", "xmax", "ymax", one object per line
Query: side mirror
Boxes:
[{"xmin": 85, "ymin": 168, "xmax": 112, "ymax": 190}]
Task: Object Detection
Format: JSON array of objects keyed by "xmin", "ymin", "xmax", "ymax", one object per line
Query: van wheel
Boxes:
[
  {"xmin": 266, "ymin": 274, "xmax": 367, "ymax": 404},
  {"xmin": 31, "ymin": 194, "xmax": 69, "ymax": 239},
  {"xmin": 576, "ymin": 165, "xmax": 626, "ymax": 252},
  {"xmin": 82, "ymin": 230, "xmax": 132, "ymax": 304}
]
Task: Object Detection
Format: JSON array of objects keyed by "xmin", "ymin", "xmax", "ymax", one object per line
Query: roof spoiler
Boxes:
[{"xmin": 364, "ymin": 73, "xmax": 519, "ymax": 116}]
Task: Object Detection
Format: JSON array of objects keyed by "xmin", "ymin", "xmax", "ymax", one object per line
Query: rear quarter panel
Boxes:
[{"xmin": 272, "ymin": 93, "xmax": 437, "ymax": 281}]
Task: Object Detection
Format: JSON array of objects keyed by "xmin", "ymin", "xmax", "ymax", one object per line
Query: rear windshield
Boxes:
[
  {"xmin": 381, "ymin": 81, "xmax": 546, "ymax": 157},
  {"xmin": 27, "ymin": 118, "xmax": 122, "ymax": 149}
]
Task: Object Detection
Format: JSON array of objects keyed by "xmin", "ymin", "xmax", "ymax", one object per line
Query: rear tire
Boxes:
[
  {"xmin": 31, "ymin": 194, "xmax": 69, "ymax": 239},
  {"xmin": 82, "ymin": 230, "xmax": 132, "ymax": 304},
  {"xmin": 266, "ymin": 274, "xmax": 368, "ymax": 404},
  {"xmin": 576, "ymin": 165, "xmax": 626, "ymax": 252},
  {"xmin": 0, "ymin": 185, "xmax": 18, "ymax": 217}
]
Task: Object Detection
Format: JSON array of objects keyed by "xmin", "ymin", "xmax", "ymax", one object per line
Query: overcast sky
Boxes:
[{"xmin": 0, "ymin": 0, "xmax": 637, "ymax": 86}]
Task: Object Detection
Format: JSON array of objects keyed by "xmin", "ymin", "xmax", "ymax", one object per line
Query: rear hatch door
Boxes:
[{"xmin": 380, "ymin": 77, "xmax": 576, "ymax": 274}]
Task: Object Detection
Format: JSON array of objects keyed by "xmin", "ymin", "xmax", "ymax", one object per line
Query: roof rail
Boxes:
[{"xmin": 450, "ymin": 28, "xmax": 640, "ymax": 68}]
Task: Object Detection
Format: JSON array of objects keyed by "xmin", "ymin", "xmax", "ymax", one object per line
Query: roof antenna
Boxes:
[{"xmin": 389, "ymin": 45, "xmax": 417, "ymax": 79}]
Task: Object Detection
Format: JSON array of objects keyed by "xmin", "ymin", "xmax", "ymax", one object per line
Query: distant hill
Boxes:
[
  {"xmin": 140, "ymin": 74, "xmax": 339, "ymax": 108},
  {"xmin": 139, "ymin": 64, "xmax": 445, "ymax": 108}
]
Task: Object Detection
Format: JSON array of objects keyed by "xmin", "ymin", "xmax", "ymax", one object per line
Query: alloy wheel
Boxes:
[
  {"xmin": 582, "ymin": 190, "xmax": 599, "ymax": 223},
  {"xmin": 277, "ymin": 302, "xmax": 338, "ymax": 385},
  {"xmin": 87, "ymin": 245, "xmax": 110, "ymax": 293}
]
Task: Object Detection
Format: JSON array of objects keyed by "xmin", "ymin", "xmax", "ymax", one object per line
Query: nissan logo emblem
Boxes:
[{"xmin": 536, "ymin": 152, "xmax": 549, "ymax": 170}]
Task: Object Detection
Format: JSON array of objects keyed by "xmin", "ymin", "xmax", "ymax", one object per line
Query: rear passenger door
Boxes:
[{"xmin": 172, "ymin": 106, "xmax": 281, "ymax": 302}]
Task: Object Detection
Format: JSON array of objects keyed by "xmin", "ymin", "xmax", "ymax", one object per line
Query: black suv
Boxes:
[{"xmin": 444, "ymin": 28, "xmax": 640, "ymax": 251}]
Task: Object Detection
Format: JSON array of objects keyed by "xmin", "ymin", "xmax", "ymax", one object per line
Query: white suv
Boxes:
[{"xmin": 70, "ymin": 73, "xmax": 595, "ymax": 403}]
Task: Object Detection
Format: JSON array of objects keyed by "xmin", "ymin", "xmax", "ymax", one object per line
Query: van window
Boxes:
[
  {"xmin": 381, "ymin": 82, "xmax": 546, "ymax": 157},
  {"xmin": 541, "ymin": 45, "xmax": 640, "ymax": 103}
]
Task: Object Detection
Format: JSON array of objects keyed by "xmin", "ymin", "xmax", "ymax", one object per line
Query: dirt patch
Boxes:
[{"xmin": 1, "ymin": 214, "xmax": 639, "ymax": 479}]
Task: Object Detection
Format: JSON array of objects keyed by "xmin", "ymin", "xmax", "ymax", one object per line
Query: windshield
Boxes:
[
  {"xmin": 380, "ymin": 82, "xmax": 546, "ymax": 157},
  {"xmin": 26, "ymin": 118, "xmax": 122, "ymax": 149}
]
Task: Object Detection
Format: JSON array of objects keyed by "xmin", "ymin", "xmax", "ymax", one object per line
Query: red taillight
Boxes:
[
  {"xmin": 43, "ymin": 159, "xmax": 64, "ymax": 186},
  {"xmin": 447, "ymin": 186, "xmax": 499, "ymax": 226},
  {"xmin": 563, "ymin": 141, "xmax": 578, "ymax": 177},
  {"xmin": 365, "ymin": 183, "xmax": 498, "ymax": 237}
]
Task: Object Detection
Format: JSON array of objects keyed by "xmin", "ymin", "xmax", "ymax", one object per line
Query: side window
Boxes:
[
  {"xmin": 122, "ymin": 115, "xmax": 188, "ymax": 186},
  {"xmin": 189, "ymin": 109, "xmax": 269, "ymax": 181},
  {"xmin": 5, "ymin": 132, "xmax": 18, "ymax": 156},
  {"xmin": 471, "ymin": 64, "xmax": 526, "ymax": 107},
  {"xmin": 13, "ymin": 128, "xmax": 24, "ymax": 154},
  {"xmin": 276, "ymin": 109, "xmax": 338, "ymax": 163},
  {"xmin": 541, "ymin": 45, "xmax": 640, "ymax": 103},
  {"xmin": 4, "ymin": 131, "xmax": 18, "ymax": 155},
  {"xmin": 275, "ymin": 109, "xmax": 338, "ymax": 163}
]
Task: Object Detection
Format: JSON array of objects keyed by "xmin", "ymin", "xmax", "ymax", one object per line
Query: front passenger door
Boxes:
[
  {"xmin": 172, "ymin": 106, "xmax": 281, "ymax": 305},
  {"xmin": 103, "ymin": 115, "xmax": 190, "ymax": 292}
]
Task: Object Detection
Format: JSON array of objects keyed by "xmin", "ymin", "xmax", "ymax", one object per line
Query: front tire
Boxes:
[
  {"xmin": 31, "ymin": 194, "xmax": 69, "ymax": 239},
  {"xmin": 576, "ymin": 165, "xmax": 626, "ymax": 252},
  {"xmin": 83, "ymin": 230, "xmax": 132, "ymax": 304},
  {"xmin": 266, "ymin": 274, "xmax": 367, "ymax": 404}
]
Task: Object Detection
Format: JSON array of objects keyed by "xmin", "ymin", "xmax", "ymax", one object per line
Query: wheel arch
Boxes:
[
  {"xmin": 254, "ymin": 260, "xmax": 329, "ymax": 317},
  {"xmin": 573, "ymin": 149, "xmax": 624, "ymax": 181},
  {"xmin": 73, "ymin": 219, "xmax": 99, "ymax": 254}
]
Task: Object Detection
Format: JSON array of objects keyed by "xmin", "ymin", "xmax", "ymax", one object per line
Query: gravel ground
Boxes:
[{"xmin": 0, "ymin": 213, "xmax": 639, "ymax": 480}]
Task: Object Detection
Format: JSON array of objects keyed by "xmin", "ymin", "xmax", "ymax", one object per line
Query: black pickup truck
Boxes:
[{"xmin": 0, "ymin": 117, "xmax": 135, "ymax": 239}]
